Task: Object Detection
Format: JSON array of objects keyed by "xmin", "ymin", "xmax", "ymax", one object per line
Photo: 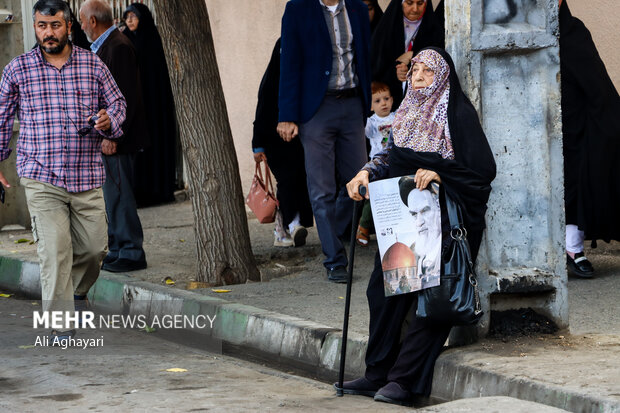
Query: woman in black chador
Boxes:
[
  {"xmin": 341, "ymin": 48, "xmax": 495, "ymax": 406},
  {"xmin": 363, "ymin": 0, "xmax": 384, "ymax": 34},
  {"xmin": 122, "ymin": 3, "xmax": 178, "ymax": 206},
  {"xmin": 251, "ymin": 39, "xmax": 313, "ymax": 247},
  {"xmin": 560, "ymin": 0, "xmax": 620, "ymax": 278},
  {"xmin": 370, "ymin": 0, "xmax": 443, "ymax": 109}
]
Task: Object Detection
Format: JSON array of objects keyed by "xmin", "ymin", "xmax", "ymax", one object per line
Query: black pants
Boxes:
[
  {"xmin": 103, "ymin": 153, "xmax": 146, "ymax": 263},
  {"xmin": 364, "ymin": 231, "xmax": 482, "ymax": 396}
]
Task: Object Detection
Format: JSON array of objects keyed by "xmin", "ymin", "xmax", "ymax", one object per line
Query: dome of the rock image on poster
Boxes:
[{"xmin": 382, "ymin": 242, "xmax": 416, "ymax": 271}]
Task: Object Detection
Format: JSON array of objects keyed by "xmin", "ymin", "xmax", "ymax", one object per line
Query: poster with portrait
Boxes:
[{"xmin": 368, "ymin": 176, "xmax": 442, "ymax": 297}]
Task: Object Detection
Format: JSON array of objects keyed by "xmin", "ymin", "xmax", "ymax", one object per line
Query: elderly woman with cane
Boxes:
[{"xmin": 339, "ymin": 47, "xmax": 496, "ymax": 406}]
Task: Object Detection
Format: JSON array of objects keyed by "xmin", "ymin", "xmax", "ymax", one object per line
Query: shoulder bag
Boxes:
[{"xmin": 416, "ymin": 191, "xmax": 483, "ymax": 325}]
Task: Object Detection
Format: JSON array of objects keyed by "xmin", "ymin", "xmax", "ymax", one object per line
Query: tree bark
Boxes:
[{"xmin": 153, "ymin": 0, "xmax": 260, "ymax": 284}]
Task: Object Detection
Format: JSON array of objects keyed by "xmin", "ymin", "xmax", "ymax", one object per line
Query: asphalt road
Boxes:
[
  {"xmin": 0, "ymin": 296, "xmax": 410, "ymax": 413},
  {"xmin": 0, "ymin": 296, "xmax": 572, "ymax": 413}
]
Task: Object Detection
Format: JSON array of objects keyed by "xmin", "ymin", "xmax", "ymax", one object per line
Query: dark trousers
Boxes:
[
  {"xmin": 299, "ymin": 95, "xmax": 367, "ymax": 269},
  {"xmin": 103, "ymin": 153, "xmax": 146, "ymax": 263},
  {"xmin": 364, "ymin": 231, "xmax": 483, "ymax": 396},
  {"xmin": 364, "ymin": 252, "xmax": 451, "ymax": 396}
]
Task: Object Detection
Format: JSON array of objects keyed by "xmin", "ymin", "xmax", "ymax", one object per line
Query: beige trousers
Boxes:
[{"xmin": 22, "ymin": 178, "xmax": 108, "ymax": 313}]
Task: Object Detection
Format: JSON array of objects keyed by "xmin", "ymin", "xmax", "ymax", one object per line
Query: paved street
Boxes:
[
  {"xmin": 0, "ymin": 296, "xmax": 409, "ymax": 412},
  {"xmin": 0, "ymin": 296, "xmax": 573, "ymax": 413}
]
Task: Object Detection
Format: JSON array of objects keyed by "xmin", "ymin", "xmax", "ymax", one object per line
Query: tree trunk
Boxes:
[{"xmin": 153, "ymin": 0, "xmax": 260, "ymax": 284}]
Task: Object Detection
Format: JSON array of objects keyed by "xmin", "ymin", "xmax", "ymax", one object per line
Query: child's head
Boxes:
[{"xmin": 371, "ymin": 82, "xmax": 393, "ymax": 117}]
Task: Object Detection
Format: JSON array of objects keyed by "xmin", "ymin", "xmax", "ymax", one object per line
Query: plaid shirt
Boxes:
[{"xmin": 0, "ymin": 45, "xmax": 126, "ymax": 192}]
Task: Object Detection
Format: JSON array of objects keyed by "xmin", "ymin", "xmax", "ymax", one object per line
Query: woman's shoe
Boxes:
[
  {"xmin": 291, "ymin": 226, "xmax": 308, "ymax": 247},
  {"xmin": 356, "ymin": 225, "xmax": 370, "ymax": 246},
  {"xmin": 567, "ymin": 252, "xmax": 594, "ymax": 278},
  {"xmin": 273, "ymin": 230, "xmax": 294, "ymax": 247}
]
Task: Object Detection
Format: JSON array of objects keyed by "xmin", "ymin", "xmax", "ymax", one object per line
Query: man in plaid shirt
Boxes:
[{"xmin": 0, "ymin": 0, "xmax": 126, "ymax": 338}]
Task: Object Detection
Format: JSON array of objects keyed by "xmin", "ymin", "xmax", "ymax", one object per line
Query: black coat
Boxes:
[
  {"xmin": 370, "ymin": 0, "xmax": 443, "ymax": 108},
  {"xmin": 96, "ymin": 28, "xmax": 149, "ymax": 154},
  {"xmin": 251, "ymin": 39, "xmax": 313, "ymax": 228},
  {"xmin": 560, "ymin": 1, "xmax": 620, "ymax": 243},
  {"xmin": 123, "ymin": 3, "xmax": 178, "ymax": 206}
]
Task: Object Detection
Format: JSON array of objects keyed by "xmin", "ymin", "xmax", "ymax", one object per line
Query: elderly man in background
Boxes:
[
  {"xmin": 0, "ymin": 0, "xmax": 126, "ymax": 339},
  {"xmin": 80, "ymin": 0, "xmax": 150, "ymax": 273}
]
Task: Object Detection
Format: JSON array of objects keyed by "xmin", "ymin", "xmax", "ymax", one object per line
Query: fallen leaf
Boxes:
[
  {"xmin": 31, "ymin": 302, "xmax": 39, "ymax": 306},
  {"xmin": 164, "ymin": 276, "xmax": 175, "ymax": 285},
  {"xmin": 19, "ymin": 345, "xmax": 35, "ymax": 349},
  {"xmin": 14, "ymin": 238, "xmax": 30, "ymax": 244},
  {"xmin": 211, "ymin": 289, "xmax": 231, "ymax": 293},
  {"xmin": 338, "ymin": 297, "xmax": 344, "ymax": 299},
  {"xmin": 142, "ymin": 326, "xmax": 156, "ymax": 333},
  {"xmin": 165, "ymin": 368, "xmax": 187, "ymax": 373},
  {"xmin": 179, "ymin": 239, "xmax": 185, "ymax": 243},
  {"xmin": 0, "ymin": 293, "xmax": 12, "ymax": 298},
  {"xmin": 187, "ymin": 281, "xmax": 210, "ymax": 290}
]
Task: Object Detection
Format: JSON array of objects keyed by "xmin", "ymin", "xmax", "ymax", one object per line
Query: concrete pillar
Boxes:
[{"xmin": 445, "ymin": 0, "xmax": 568, "ymax": 340}]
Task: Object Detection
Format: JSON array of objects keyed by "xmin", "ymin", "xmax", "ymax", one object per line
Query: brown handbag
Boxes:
[{"xmin": 246, "ymin": 161, "xmax": 279, "ymax": 223}]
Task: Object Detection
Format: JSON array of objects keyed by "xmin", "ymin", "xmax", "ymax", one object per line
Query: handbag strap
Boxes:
[
  {"xmin": 258, "ymin": 160, "xmax": 276, "ymax": 197},
  {"xmin": 445, "ymin": 191, "xmax": 464, "ymax": 230}
]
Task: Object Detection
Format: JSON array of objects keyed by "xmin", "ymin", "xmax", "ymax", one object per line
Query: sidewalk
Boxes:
[{"xmin": 0, "ymin": 200, "xmax": 619, "ymax": 412}]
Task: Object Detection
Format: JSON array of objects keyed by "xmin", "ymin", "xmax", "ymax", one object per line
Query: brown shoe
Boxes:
[{"xmin": 356, "ymin": 225, "xmax": 370, "ymax": 246}]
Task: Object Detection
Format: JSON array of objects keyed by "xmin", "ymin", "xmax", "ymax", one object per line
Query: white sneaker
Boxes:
[{"xmin": 274, "ymin": 230, "xmax": 294, "ymax": 247}]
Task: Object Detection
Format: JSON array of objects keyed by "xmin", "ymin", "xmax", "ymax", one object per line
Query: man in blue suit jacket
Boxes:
[{"xmin": 277, "ymin": 0, "xmax": 371, "ymax": 283}]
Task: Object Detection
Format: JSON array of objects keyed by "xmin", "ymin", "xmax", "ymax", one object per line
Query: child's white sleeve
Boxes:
[{"xmin": 365, "ymin": 118, "xmax": 374, "ymax": 139}]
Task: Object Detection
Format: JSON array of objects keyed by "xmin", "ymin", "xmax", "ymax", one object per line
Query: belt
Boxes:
[{"xmin": 325, "ymin": 88, "xmax": 359, "ymax": 99}]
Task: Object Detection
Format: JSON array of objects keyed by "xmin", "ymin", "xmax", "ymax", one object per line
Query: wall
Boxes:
[{"xmin": 206, "ymin": 0, "xmax": 618, "ymax": 194}]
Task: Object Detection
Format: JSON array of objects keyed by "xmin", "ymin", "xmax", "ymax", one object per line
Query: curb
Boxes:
[{"xmin": 0, "ymin": 254, "xmax": 618, "ymax": 413}]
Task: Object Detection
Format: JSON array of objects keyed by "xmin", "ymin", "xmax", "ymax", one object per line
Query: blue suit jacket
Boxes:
[{"xmin": 278, "ymin": 0, "xmax": 371, "ymax": 124}]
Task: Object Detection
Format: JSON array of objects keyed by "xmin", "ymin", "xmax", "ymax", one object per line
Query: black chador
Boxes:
[
  {"xmin": 370, "ymin": 0, "xmax": 443, "ymax": 108},
  {"xmin": 560, "ymin": 1, "xmax": 620, "ymax": 244}
]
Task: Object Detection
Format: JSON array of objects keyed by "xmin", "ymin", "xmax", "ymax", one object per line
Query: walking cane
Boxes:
[{"xmin": 337, "ymin": 185, "xmax": 366, "ymax": 397}]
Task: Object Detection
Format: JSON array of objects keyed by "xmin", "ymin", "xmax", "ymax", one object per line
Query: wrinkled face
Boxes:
[
  {"xmin": 125, "ymin": 11, "xmax": 139, "ymax": 31},
  {"xmin": 408, "ymin": 189, "xmax": 441, "ymax": 254},
  {"xmin": 371, "ymin": 90, "xmax": 394, "ymax": 117},
  {"xmin": 411, "ymin": 61, "xmax": 435, "ymax": 90},
  {"xmin": 402, "ymin": 0, "xmax": 426, "ymax": 22},
  {"xmin": 363, "ymin": 1, "xmax": 376, "ymax": 22},
  {"xmin": 78, "ymin": 10, "xmax": 95, "ymax": 43},
  {"xmin": 34, "ymin": 11, "xmax": 71, "ymax": 54}
]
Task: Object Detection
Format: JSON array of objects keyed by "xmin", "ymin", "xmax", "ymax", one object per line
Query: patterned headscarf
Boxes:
[{"xmin": 392, "ymin": 49, "xmax": 454, "ymax": 160}]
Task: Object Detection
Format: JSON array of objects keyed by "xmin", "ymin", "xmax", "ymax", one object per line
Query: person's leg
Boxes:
[
  {"xmin": 566, "ymin": 224, "xmax": 585, "ymax": 256},
  {"xmin": 69, "ymin": 186, "xmax": 108, "ymax": 297},
  {"xmin": 102, "ymin": 154, "xmax": 146, "ymax": 270},
  {"xmin": 566, "ymin": 224, "xmax": 594, "ymax": 277},
  {"xmin": 357, "ymin": 201, "xmax": 373, "ymax": 246},
  {"xmin": 364, "ymin": 252, "xmax": 415, "ymax": 383},
  {"xmin": 299, "ymin": 97, "xmax": 345, "ymax": 270},
  {"xmin": 384, "ymin": 312, "xmax": 451, "ymax": 396},
  {"xmin": 21, "ymin": 178, "xmax": 74, "ymax": 314},
  {"xmin": 334, "ymin": 95, "xmax": 367, "ymax": 240}
]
